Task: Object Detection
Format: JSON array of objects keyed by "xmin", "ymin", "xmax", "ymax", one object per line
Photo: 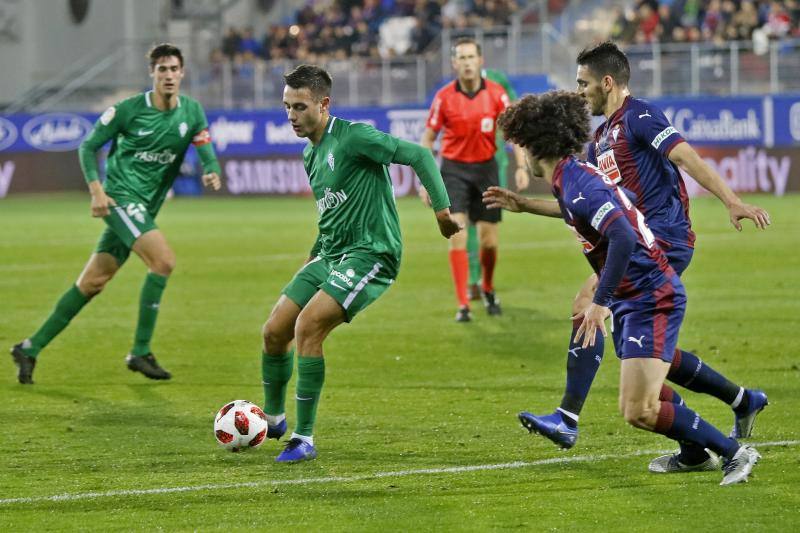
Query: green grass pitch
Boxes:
[{"xmin": 1, "ymin": 193, "xmax": 798, "ymax": 531}]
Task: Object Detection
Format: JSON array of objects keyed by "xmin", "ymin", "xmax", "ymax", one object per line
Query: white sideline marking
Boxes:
[{"xmin": 1, "ymin": 440, "xmax": 797, "ymax": 506}]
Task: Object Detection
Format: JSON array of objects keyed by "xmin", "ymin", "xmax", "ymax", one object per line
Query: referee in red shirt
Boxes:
[{"xmin": 421, "ymin": 37, "xmax": 530, "ymax": 322}]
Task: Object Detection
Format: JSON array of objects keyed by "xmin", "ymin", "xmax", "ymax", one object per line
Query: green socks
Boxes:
[
  {"xmin": 130, "ymin": 272, "xmax": 168, "ymax": 356},
  {"xmin": 295, "ymin": 356, "xmax": 325, "ymax": 437},
  {"xmin": 262, "ymin": 350, "xmax": 294, "ymax": 416},
  {"xmin": 467, "ymin": 224, "xmax": 481, "ymax": 286},
  {"xmin": 25, "ymin": 284, "xmax": 90, "ymax": 357}
]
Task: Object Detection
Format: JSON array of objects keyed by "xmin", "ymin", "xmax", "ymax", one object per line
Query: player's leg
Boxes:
[
  {"xmin": 291, "ymin": 289, "xmax": 345, "ymax": 443},
  {"xmin": 127, "ymin": 229, "xmax": 175, "ymax": 379},
  {"xmin": 466, "ymin": 223, "xmax": 482, "ymax": 301},
  {"xmin": 667, "ymin": 348, "xmax": 768, "ymax": 438},
  {"xmin": 449, "ymin": 211, "xmax": 471, "ymax": 321},
  {"xmin": 261, "ymin": 257, "xmax": 328, "ymax": 440},
  {"xmin": 519, "ymin": 274, "xmax": 602, "ymax": 448},
  {"xmin": 276, "ymin": 255, "xmax": 394, "ymax": 462},
  {"xmin": 441, "ymin": 159, "xmax": 474, "ymax": 322},
  {"xmin": 11, "ymin": 250, "xmax": 121, "ymax": 384},
  {"xmin": 474, "ymin": 158, "xmax": 502, "ymax": 315},
  {"xmin": 618, "ymin": 287, "xmax": 759, "ymax": 485},
  {"xmin": 666, "ymin": 244, "xmax": 767, "ymax": 438},
  {"xmin": 476, "ymin": 221, "xmax": 500, "ymax": 315},
  {"xmin": 648, "ymin": 383, "xmax": 721, "ymax": 473}
]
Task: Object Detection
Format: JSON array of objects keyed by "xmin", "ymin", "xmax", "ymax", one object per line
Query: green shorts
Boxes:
[
  {"xmin": 283, "ymin": 254, "xmax": 396, "ymax": 322},
  {"xmin": 96, "ymin": 201, "xmax": 158, "ymax": 265}
]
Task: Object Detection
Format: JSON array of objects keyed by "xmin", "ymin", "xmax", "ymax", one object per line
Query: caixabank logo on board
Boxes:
[
  {"xmin": 22, "ymin": 113, "xmax": 93, "ymax": 152},
  {"xmin": 0, "ymin": 117, "xmax": 18, "ymax": 151}
]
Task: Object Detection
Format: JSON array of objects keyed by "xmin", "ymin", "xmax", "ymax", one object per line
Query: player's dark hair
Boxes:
[
  {"xmin": 284, "ymin": 64, "xmax": 332, "ymax": 101},
  {"xmin": 451, "ymin": 36, "xmax": 482, "ymax": 57},
  {"xmin": 576, "ymin": 41, "xmax": 630, "ymax": 86},
  {"xmin": 498, "ymin": 91, "xmax": 590, "ymax": 160},
  {"xmin": 148, "ymin": 43, "xmax": 184, "ymax": 68}
]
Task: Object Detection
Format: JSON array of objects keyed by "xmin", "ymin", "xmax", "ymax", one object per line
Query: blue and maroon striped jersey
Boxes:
[
  {"xmin": 552, "ymin": 156, "xmax": 676, "ymax": 300},
  {"xmin": 587, "ymin": 96, "xmax": 696, "ymax": 249}
]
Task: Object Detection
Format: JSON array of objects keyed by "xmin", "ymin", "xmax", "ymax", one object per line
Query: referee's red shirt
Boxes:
[{"xmin": 426, "ymin": 78, "xmax": 510, "ymax": 163}]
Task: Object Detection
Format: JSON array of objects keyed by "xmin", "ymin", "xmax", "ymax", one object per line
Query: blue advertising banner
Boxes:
[
  {"xmin": 2, "ymin": 95, "xmax": 797, "ymax": 157},
  {"xmin": 772, "ymin": 95, "xmax": 800, "ymax": 146}
]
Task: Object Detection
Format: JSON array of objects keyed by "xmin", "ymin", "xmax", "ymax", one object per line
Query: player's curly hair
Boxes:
[
  {"xmin": 284, "ymin": 64, "xmax": 332, "ymax": 101},
  {"xmin": 497, "ymin": 91, "xmax": 591, "ymax": 160}
]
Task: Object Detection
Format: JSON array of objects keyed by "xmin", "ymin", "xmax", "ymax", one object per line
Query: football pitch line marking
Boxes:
[{"xmin": 1, "ymin": 440, "xmax": 797, "ymax": 506}]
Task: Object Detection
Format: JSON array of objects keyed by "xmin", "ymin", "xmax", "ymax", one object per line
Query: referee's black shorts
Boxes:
[{"xmin": 441, "ymin": 156, "xmax": 501, "ymax": 223}]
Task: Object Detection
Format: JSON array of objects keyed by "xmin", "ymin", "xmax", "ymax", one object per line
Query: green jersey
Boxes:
[
  {"xmin": 79, "ymin": 91, "xmax": 219, "ymax": 214},
  {"xmin": 305, "ymin": 116, "xmax": 403, "ymax": 274}
]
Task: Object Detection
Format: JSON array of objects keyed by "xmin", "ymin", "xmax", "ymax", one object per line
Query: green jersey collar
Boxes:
[{"xmin": 145, "ymin": 90, "xmax": 181, "ymax": 109}]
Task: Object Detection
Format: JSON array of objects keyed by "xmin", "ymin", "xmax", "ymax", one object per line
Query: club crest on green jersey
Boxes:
[
  {"xmin": 327, "ymin": 151, "xmax": 335, "ymax": 171},
  {"xmin": 179, "ymin": 122, "xmax": 188, "ymax": 137}
]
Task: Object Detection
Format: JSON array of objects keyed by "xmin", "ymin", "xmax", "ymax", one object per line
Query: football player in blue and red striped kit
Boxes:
[
  {"xmin": 485, "ymin": 90, "xmax": 760, "ymax": 485},
  {"xmin": 507, "ymin": 42, "xmax": 770, "ymax": 474}
]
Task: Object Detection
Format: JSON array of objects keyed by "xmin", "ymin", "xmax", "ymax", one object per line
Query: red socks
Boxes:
[
  {"xmin": 480, "ymin": 247, "xmax": 497, "ymax": 293},
  {"xmin": 449, "ymin": 249, "xmax": 469, "ymax": 307}
]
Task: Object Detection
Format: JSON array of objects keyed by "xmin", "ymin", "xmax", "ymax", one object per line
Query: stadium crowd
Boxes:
[
  {"xmin": 608, "ymin": 0, "xmax": 800, "ymax": 45},
  {"xmin": 214, "ymin": 0, "xmax": 521, "ymax": 64}
]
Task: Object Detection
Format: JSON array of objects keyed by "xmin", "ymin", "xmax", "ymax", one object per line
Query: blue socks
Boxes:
[
  {"xmin": 668, "ymin": 349, "xmax": 746, "ymax": 410},
  {"xmin": 655, "ymin": 399, "xmax": 740, "ymax": 460},
  {"xmin": 558, "ymin": 318, "xmax": 604, "ymax": 426}
]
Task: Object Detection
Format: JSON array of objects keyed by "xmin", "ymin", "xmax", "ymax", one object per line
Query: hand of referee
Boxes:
[{"xmin": 435, "ymin": 208, "xmax": 462, "ymax": 238}]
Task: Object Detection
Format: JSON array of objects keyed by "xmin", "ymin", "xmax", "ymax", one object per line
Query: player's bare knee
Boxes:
[
  {"xmin": 263, "ymin": 319, "xmax": 293, "ymax": 353},
  {"xmin": 294, "ymin": 314, "xmax": 323, "ymax": 346},
  {"xmin": 150, "ymin": 255, "xmax": 175, "ymax": 277},
  {"xmin": 622, "ymin": 402, "xmax": 659, "ymax": 430},
  {"xmin": 77, "ymin": 273, "xmax": 112, "ymax": 298}
]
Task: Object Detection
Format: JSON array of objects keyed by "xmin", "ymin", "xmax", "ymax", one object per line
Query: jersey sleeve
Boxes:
[
  {"xmin": 345, "ymin": 122, "xmax": 400, "ymax": 166},
  {"xmin": 569, "ymin": 182, "xmax": 624, "ymax": 236},
  {"xmin": 190, "ymin": 101, "xmax": 221, "ymax": 175},
  {"xmin": 627, "ymin": 105, "xmax": 685, "ymax": 157},
  {"xmin": 78, "ymin": 98, "xmax": 132, "ymax": 183},
  {"xmin": 426, "ymin": 90, "xmax": 445, "ymax": 133}
]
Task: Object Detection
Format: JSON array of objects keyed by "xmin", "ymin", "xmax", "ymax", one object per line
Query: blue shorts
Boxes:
[
  {"xmin": 610, "ymin": 274, "xmax": 687, "ymax": 362},
  {"xmin": 664, "ymin": 242, "xmax": 694, "ymax": 276}
]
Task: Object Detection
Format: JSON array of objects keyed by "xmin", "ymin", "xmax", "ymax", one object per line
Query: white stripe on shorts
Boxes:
[
  {"xmin": 114, "ymin": 206, "xmax": 141, "ymax": 239},
  {"xmin": 342, "ymin": 262, "xmax": 382, "ymax": 310}
]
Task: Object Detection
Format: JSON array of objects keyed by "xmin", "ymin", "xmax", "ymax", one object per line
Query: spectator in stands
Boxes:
[
  {"xmin": 239, "ymin": 27, "xmax": 263, "ymax": 57},
  {"xmin": 221, "ymin": 27, "xmax": 242, "ymax": 59}
]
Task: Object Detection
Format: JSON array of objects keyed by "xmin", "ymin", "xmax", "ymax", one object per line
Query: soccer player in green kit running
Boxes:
[
  {"xmin": 10, "ymin": 44, "xmax": 222, "ymax": 384},
  {"xmin": 261, "ymin": 65, "xmax": 461, "ymax": 463}
]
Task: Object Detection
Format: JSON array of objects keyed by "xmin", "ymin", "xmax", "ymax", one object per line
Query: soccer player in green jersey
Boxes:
[
  {"xmin": 261, "ymin": 65, "xmax": 461, "ymax": 462},
  {"xmin": 9, "ymin": 44, "xmax": 222, "ymax": 384}
]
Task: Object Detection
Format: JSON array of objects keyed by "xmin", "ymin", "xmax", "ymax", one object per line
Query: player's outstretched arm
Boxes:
[
  {"xmin": 482, "ymin": 186, "xmax": 561, "ymax": 217},
  {"xmin": 392, "ymin": 139, "xmax": 461, "ymax": 238},
  {"xmin": 668, "ymin": 142, "xmax": 770, "ymax": 231}
]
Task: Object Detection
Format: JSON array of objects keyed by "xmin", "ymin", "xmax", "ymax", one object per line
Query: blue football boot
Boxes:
[
  {"xmin": 518, "ymin": 411, "xmax": 578, "ymax": 449},
  {"xmin": 266, "ymin": 418, "xmax": 287, "ymax": 440},
  {"xmin": 731, "ymin": 389, "xmax": 769, "ymax": 439},
  {"xmin": 275, "ymin": 437, "xmax": 317, "ymax": 463}
]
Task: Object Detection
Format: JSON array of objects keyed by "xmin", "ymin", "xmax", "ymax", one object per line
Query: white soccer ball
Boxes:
[{"xmin": 213, "ymin": 400, "xmax": 268, "ymax": 452}]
